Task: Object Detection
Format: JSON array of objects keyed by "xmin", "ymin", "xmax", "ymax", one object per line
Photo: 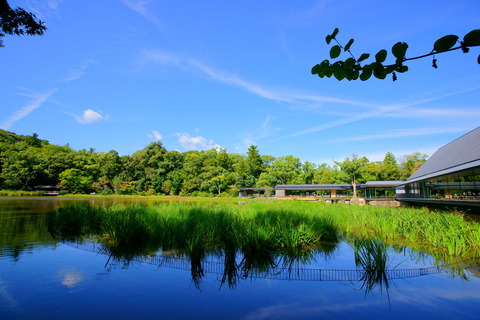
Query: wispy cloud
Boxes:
[
  {"xmin": 64, "ymin": 60, "xmax": 97, "ymax": 82},
  {"xmin": 331, "ymin": 127, "xmax": 471, "ymax": 143},
  {"xmin": 122, "ymin": 0, "xmax": 164, "ymax": 31},
  {"xmin": 176, "ymin": 132, "xmax": 222, "ymax": 151},
  {"xmin": 286, "ymin": 86, "xmax": 480, "ymax": 138},
  {"xmin": 27, "ymin": 0, "xmax": 64, "ymax": 18},
  {"xmin": 237, "ymin": 114, "xmax": 281, "ymax": 152},
  {"xmin": 0, "ymin": 89, "xmax": 58, "ymax": 130},
  {"xmin": 381, "ymin": 107, "xmax": 480, "ymax": 119},
  {"xmin": 141, "ymin": 50, "xmax": 371, "ymax": 107},
  {"xmin": 147, "ymin": 130, "xmax": 162, "ymax": 140},
  {"xmin": 75, "ymin": 109, "xmax": 105, "ymax": 124}
]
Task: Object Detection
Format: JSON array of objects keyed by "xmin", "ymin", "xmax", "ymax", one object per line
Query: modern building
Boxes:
[
  {"xmin": 239, "ymin": 127, "xmax": 480, "ymax": 211},
  {"xmin": 275, "ymin": 184, "xmax": 354, "ymax": 199},
  {"xmin": 398, "ymin": 126, "xmax": 480, "ymax": 210}
]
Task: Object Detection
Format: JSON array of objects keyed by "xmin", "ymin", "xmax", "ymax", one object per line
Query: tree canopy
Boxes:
[
  {"xmin": 0, "ymin": 0, "xmax": 46, "ymax": 47},
  {"xmin": 312, "ymin": 28, "xmax": 480, "ymax": 81},
  {"xmin": 0, "ymin": 129, "xmax": 428, "ymax": 196}
]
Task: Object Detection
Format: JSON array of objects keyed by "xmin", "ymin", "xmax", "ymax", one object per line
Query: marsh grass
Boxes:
[
  {"xmin": 49, "ymin": 200, "xmax": 480, "ymax": 264},
  {"xmin": 0, "ymin": 190, "xmax": 42, "ymax": 196},
  {"xmin": 354, "ymin": 238, "xmax": 390, "ymax": 293}
]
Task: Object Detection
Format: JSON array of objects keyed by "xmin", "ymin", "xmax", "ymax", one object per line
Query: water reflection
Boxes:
[
  {"xmin": 62, "ymin": 235, "xmax": 466, "ymax": 299},
  {"xmin": 2, "ymin": 197, "xmax": 478, "ymax": 300}
]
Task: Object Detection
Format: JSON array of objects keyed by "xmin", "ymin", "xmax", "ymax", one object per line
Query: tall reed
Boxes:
[{"xmin": 48, "ymin": 200, "xmax": 480, "ymax": 261}]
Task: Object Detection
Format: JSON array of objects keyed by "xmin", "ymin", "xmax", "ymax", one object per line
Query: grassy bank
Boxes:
[
  {"xmin": 0, "ymin": 190, "xmax": 42, "ymax": 196},
  {"xmin": 49, "ymin": 200, "xmax": 480, "ymax": 261}
]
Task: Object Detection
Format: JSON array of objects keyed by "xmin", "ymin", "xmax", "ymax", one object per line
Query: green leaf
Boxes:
[
  {"xmin": 434, "ymin": 35, "xmax": 459, "ymax": 52},
  {"xmin": 330, "ymin": 45, "xmax": 341, "ymax": 59},
  {"xmin": 385, "ymin": 66, "xmax": 395, "ymax": 74},
  {"xmin": 351, "ymin": 70, "xmax": 360, "ymax": 80},
  {"xmin": 363, "ymin": 62, "xmax": 379, "ymax": 71},
  {"xmin": 392, "ymin": 42, "xmax": 408, "ymax": 59},
  {"xmin": 344, "ymin": 57, "xmax": 356, "ymax": 69},
  {"xmin": 358, "ymin": 53, "xmax": 370, "ymax": 62},
  {"xmin": 326, "ymin": 35, "xmax": 332, "ymax": 45},
  {"xmin": 334, "ymin": 68, "xmax": 346, "ymax": 80},
  {"xmin": 311, "ymin": 64, "xmax": 320, "ymax": 75},
  {"xmin": 331, "ymin": 28, "xmax": 339, "ymax": 39},
  {"xmin": 320, "ymin": 59, "xmax": 330, "ymax": 67},
  {"xmin": 344, "ymin": 38, "xmax": 354, "ymax": 51},
  {"xmin": 397, "ymin": 65, "xmax": 409, "ymax": 73},
  {"xmin": 375, "ymin": 49, "xmax": 387, "ymax": 63},
  {"xmin": 360, "ymin": 69, "xmax": 372, "ymax": 81},
  {"xmin": 463, "ymin": 29, "xmax": 480, "ymax": 47},
  {"xmin": 373, "ymin": 64, "xmax": 386, "ymax": 79}
]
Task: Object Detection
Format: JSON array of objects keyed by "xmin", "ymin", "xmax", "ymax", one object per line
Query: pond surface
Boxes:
[{"xmin": 1, "ymin": 197, "xmax": 480, "ymax": 319}]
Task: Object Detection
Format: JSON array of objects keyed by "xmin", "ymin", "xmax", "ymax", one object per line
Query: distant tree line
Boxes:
[{"xmin": 0, "ymin": 129, "xmax": 428, "ymax": 196}]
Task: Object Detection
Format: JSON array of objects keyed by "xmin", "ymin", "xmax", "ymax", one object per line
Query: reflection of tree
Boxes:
[{"xmin": 63, "ymin": 234, "xmax": 477, "ymax": 301}]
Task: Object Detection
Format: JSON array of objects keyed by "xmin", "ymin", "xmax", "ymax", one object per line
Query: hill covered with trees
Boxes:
[{"xmin": 0, "ymin": 130, "xmax": 427, "ymax": 196}]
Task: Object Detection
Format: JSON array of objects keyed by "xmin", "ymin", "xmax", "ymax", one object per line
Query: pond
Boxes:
[{"xmin": 1, "ymin": 197, "xmax": 480, "ymax": 319}]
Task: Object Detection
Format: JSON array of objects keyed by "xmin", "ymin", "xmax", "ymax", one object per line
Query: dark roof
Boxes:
[
  {"xmin": 407, "ymin": 127, "xmax": 480, "ymax": 183},
  {"xmin": 275, "ymin": 184, "xmax": 353, "ymax": 191},
  {"xmin": 34, "ymin": 185, "xmax": 60, "ymax": 189},
  {"xmin": 238, "ymin": 188, "xmax": 266, "ymax": 191},
  {"xmin": 364, "ymin": 181, "xmax": 405, "ymax": 187}
]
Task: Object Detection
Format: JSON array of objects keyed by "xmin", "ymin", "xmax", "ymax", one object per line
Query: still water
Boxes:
[{"xmin": 1, "ymin": 197, "xmax": 480, "ymax": 319}]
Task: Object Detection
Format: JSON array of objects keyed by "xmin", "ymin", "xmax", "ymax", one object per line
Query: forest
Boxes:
[{"xmin": 0, "ymin": 129, "xmax": 428, "ymax": 196}]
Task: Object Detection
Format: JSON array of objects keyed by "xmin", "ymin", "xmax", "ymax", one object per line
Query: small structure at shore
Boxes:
[{"xmin": 33, "ymin": 185, "xmax": 60, "ymax": 196}]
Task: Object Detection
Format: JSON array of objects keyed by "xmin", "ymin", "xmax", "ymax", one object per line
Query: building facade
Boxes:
[{"xmin": 398, "ymin": 127, "xmax": 480, "ymax": 210}]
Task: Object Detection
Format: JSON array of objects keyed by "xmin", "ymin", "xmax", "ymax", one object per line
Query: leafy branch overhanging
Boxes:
[{"xmin": 311, "ymin": 28, "xmax": 480, "ymax": 81}]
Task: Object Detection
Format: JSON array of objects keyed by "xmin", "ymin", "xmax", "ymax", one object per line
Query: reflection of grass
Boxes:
[{"xmin": 354, "ymin": 238, "xmax": 390, "ymax": 293}]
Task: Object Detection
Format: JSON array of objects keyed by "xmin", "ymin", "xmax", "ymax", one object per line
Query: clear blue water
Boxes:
[{"xmin": 1, "ymin": 197, "xmax": 480, "ymax": 319}]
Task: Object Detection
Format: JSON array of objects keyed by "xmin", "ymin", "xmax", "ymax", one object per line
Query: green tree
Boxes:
[
  {"xmin": 378, "ymin": 152, "xmax": 400, "ymax": 181},
  {"xmin": 271, "ymin": 155, "xmax": 301, "ymax": 185},
  {"xmin": 246, "ymin": 145, "xmax": 264, "ymax": 179},
  {"xmin": 313, "ymin": 163, "xmax": 335, "ymax": 184},
  {"xmin": 256, "ymin": 170, "xmax": 278, "ymax": 189},
  {"xmin": 58, "ymin": 168, "xmax": 92, "ymax": 194},
  {"xmin": 399, "ymin": 152, "xmax": 428, "ymax": 180},
  {"xmin": 300, "ymin": 161, "xmax": 317, "ymax": 184},
  {"xmin": 232, "ymin": 155, "xmax": 256, "ymax": 188},
  {"xmin": 334, "ymin": 155, "xmax": 369, "ymax": 197}
]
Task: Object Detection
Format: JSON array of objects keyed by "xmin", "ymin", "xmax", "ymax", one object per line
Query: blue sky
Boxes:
[{"xmin": 1, "ymin": 0, "xmax": 479, "ymax": 165}]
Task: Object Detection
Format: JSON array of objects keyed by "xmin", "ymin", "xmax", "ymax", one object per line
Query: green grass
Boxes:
[
  {"xmin": 48, "ymin": 200, "xmax": 480, "ymax": 263},
  {"xmin": 0, "ymin": 190, "xmax": 43, "ymax": 196}
]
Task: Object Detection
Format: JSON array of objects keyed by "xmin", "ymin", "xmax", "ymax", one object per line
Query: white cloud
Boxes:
[
  {"xmin": 176, "ymin": 132, "xmax": 222, "ymax": 151},
  {"xmin": 75, "ymin": 109, "xmax": 104, "ymax": 124},
  {"xmin": 148, "ymin": 130, "xmax": 162, "ymax": 140},
  {"xmin": 58, "ymin": 269, "xmax": 84, "ymax": 288},
  {"xmin": 0, "ymin": 89, "xmax": 58, "ymax": 130}
]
